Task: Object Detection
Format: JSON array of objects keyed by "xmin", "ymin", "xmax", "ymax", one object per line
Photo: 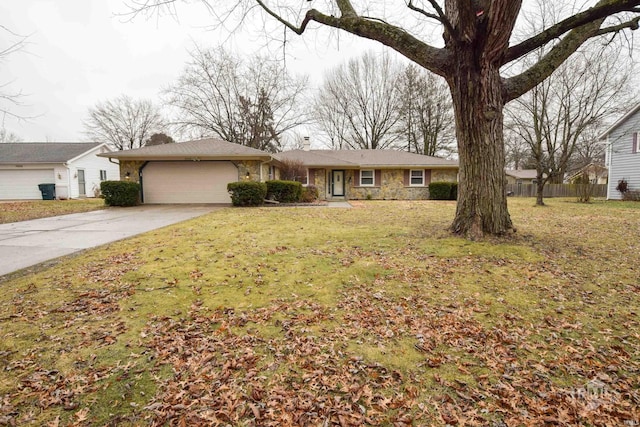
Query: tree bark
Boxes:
[
  {"xmin": 447, "ymin": 50, "xmax": 513, "ymax": 239},
  {"xmin": 535, "ymin": 171, "xmax": 545, "ymax": 206}
]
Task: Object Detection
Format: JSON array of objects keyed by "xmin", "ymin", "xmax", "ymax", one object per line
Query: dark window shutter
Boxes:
[
  {"xmin": 403, "ymin": 170, "xmax": 410, "ymax": 186},
  {"xmin": 634, "ymin": 132, "xmax": 638, "ymax": 153},
  {"xmin": 309, "ymin": 169, "xmax": 315, "ymax": 186},
  {"xmin": 375, "ymin": 170, "xmax": 382, "ymax": 186},
  {"xmin": 425, "ymin": 169, "xmax": 432, "ymax": 185},
  {"xmin": 354, "ymin": 170, "xmax": 360, "ymax": 186}
]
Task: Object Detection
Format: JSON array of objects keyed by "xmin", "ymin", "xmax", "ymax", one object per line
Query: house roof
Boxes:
[
  {"xmin": 98, "ymin": 138, "xmax": 273, "ymax": 161},
  {"xmin": 0, "ymin": 142, "xmax": 103, "ymax": 164},
  {"xmin": 275, "ymin": 149, "xmax": 459, "ymax": 169},
  {"xmin": 505, "ymin": 169, "xmax": 538, "ymax": 180},
  {"xmin": 565, "ymin": 162, "xmax": 608, "ymax": 181},
  {"xmin": 598, "ymin": 102, "xmax": 640, "ymax": 140}
]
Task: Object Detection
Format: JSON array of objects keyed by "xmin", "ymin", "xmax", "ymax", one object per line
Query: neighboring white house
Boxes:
[
  {"xmin": 600, "ymin": 104, "xmax": 640, "ymax": 200},
  {"xmin": 0, "ymin": 142, "xmax": 119, "ymax": 200}
]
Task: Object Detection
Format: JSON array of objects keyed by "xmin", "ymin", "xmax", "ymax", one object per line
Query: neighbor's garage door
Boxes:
[
  {"xmin": 142, "ymin": 161, "xmax": 237, "ymax": 204},
  {"xmin": 0, "ymin": 169, "xmax": 55, "ymax": 200}
]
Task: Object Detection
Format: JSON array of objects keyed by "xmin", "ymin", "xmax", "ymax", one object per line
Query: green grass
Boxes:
[
  {"xmin": 0, "ymin": 199, "xmax": 105, "ymax": 224},
  {"xmin": 0, "ymin": 198, "xmax": 639, "ymax": 426}
]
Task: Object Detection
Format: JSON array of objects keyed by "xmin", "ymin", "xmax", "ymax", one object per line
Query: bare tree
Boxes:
[
  {"xmin": 1, "ymin": 25, "xmax": 29, "ymax": 121},
  {"xmin": 572, "ymin": 123, "xmax": 607, "ymax": 167},
  {"xmin": 164, "ymin": 46, "xmax": 308, "ymax": 153},
  {"xmin": 503, "ymin": 127, "xmax": 534, "ymax": 170},
  {"xmin": 278, "ymin": 158, "xmax": 307, "ymax": 183},
  {"xmin": 313, "ymin": 51, "xmax": 403, "ymax": 150},
  {"xmin": 84, "ymin": 95, "xmax": 166, "ymax": 150},
  {"xmin": 312, "ymin": 88, "xmax": 352, "ymax": 150},
  {"xmin": 126, "ymin": 1, "xmax": 640, "ymax": 238},
  {"xmin": 280, "ymin": 130, "xmax": 308, "ymax": 151},
  {"xmin": 0, "ymin": 127, "xmax": 22, "ymax": 143},
  {"xmin": 397, "ymin": 64, "xmax": 454, "ymax": 156},
  {"xmin": 507, "ymin": 38, "xmax": 634, "ymax": 206},
  {"xmin": 1, "ymin": 111, "xmax": 22, "ymax": 143}
]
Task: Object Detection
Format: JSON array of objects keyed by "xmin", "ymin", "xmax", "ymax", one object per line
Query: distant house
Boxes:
[
  {"xmin": 99, "ymin": 138, "xmax": 458, "ymax": 204},
  {"xmin": 505, "ymin": 169, "xmax": 538, "ymax": 185},
  {"xmin": 0, "ymin": 142, "xmax": 118, "ymax": 200},
  {"xmin": 600, "ymin": 103, "xmax": 640, "ymax": 199},
  {"xmin": 275, "ymin": 147, "xmax": 458, "ymax": 200},
  {"xmin": 565, "ymin": 163, "xmax": 608, "ymax": 185}
]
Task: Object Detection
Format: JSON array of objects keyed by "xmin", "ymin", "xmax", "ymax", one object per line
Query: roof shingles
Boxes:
[
  {"xmin": 95, "ymin": 138, "xmax": 459, "ymax": 168},
  {"xmin": 100, "ymin": 138, "xmax": 272, "ymax": 160},
  {"xmin": 0, "ymin": 143, "xmax": 102, "ymax": 164},
  {"xmin": 276, "ymin": 149, "xmax": 458, "ymax": 168}
]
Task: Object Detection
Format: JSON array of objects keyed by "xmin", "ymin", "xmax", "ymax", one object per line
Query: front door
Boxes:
[
  {"xmin": 77, "ymin": 169, "xmax": 86, "ymax": 196},
  {"xmin": 332, "ymin": 170, "xmax": 345, "ymax": 197}
]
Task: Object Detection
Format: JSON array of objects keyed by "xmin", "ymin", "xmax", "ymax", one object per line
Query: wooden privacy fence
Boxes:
[{"xmin": 506, "ymin": 183, "xmax": 607, "ymax": 198}]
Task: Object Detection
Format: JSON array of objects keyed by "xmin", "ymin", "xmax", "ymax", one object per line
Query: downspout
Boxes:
[{"xmin": 606, "ymin": 136, "xmax": 612, "ymax": 200}]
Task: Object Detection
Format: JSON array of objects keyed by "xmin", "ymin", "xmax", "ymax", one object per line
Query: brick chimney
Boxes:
[{"xmin": 303, "ymin": 136, "xmax": 311, "ymax": 151}]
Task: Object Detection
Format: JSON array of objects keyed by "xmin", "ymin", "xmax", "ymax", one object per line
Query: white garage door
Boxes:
[
  {"xmin": 0, "ymin": 169, "xmax": 55, "ymax": 200},
  {"xmin": 142, "ymin": 161, "xmax": 238, "ymax": 204}
]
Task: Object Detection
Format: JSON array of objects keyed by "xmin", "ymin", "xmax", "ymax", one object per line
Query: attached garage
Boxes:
[
  {"xmin": 100, "ymin": 138, "xmax": 275, "ymax": 205},
  {"xmin": 0, "ymin": 169, "xmax": 55, "ymax": 200},
  {"xmin": 142, "ymin": 161, "xmax": 237, "ymax": 204}
]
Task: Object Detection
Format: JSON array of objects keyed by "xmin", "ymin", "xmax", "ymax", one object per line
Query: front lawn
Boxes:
[
  {"xmin": 0, "ymin": 199, "xmax": 638, "ymax": 426},
  {"xmin": 0, "ymin": 199, "xmax": 105, "ymax": 224}
]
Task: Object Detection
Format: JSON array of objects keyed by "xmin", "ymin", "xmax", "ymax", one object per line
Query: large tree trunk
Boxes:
[
  {"xmin": 535, "ymin": 177, "xmax": 545, "ymax": 206},
  {"xmin": 448, "ymin": 53, "xmax": 513, "ymax": 239}
]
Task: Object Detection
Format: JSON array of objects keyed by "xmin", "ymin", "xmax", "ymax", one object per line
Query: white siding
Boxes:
[
  {"xmin": 67, "ymin": 145, "xmax": 120, "ymax": 198},
  {"xmin": 0, "ymin": 167, "xmax": 55, "ymax": 200},
  {"xmin": 606, "ymin": 109, "xmax": 640, "ymax": 199}
]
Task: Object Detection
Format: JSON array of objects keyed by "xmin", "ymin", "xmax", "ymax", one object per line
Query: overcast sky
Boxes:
[{"xmin": 2, "ymin": 1, "xmax": 381, "ymax": 142}]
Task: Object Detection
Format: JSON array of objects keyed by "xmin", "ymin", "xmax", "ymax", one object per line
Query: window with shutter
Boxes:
[
  {"xmin": 409, "ymin": 169, "xmax": 425, "ymax": 186},
  {"xmin": 360, "ymin": 170, "xmax": 374, "ymax": 186}
]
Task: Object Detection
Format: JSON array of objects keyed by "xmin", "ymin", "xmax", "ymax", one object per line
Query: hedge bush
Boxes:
[
  {"xmin": 227, "ymin": 181, "xmax": 267, "ymax": 206},
  {"xmin": 100, "ymin": 181, "xmax": 140, "ymax": 206},
  {"xmin": 622, "ymin": 190, "xmax": 640, "ymax": 201},
  {"xmin": 301, "ymin": 185, "xmax": 319, "ymax": 203},
  {"xmin": 266, "ymin": 180, "xmax": 302, "ymax": 203},
  {"xmin": 429, "ymin": 181, "xmax": 457, "ymax": 200}
]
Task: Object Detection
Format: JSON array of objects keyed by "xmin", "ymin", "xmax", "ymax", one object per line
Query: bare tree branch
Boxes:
[
  {"xmin": 164, "ymin": 46, "xmax": 309, "ymax": 152},
  {"xmin": 232, "ymin": 1, "xmax": 448, "ymax": 76},
  {"xmin": 407, "ymin": 0, "xmax": 457, "ymax": 40},
  {"xmin": 503, "ymin": 18, "xmax": 603, "ymax": 103},
  {"xmin": 595, "ymin": 15, "xmax": 640, "ymax": 35},
  {"xmin": 1, "ymin": 26, "xmax": 32, "ymax": 121},
  {"xmin": 313, "ymin": 51, "xmax": 403, "ymax": 150},
  {"xmin": 83, "ymin": 95, "xmax": 167, "ymax": 150},
  {"xmin": 504, "ymin": 0, "xmax": 640, "ymax": 64}
]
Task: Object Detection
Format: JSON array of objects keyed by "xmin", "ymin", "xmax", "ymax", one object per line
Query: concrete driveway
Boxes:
[{"xmin": 0, "ymin": 205, "xmax": 222, "ymax": 277}]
